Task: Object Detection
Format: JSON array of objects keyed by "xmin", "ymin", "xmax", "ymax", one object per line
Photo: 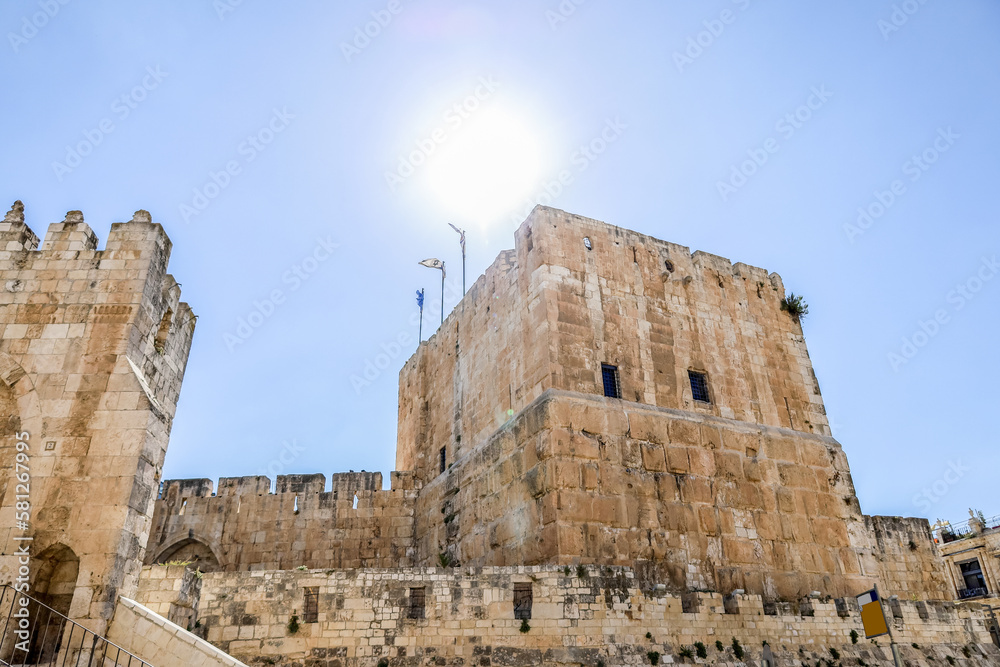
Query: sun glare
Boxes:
[{"xmin": 423, "ymin": 107, "xmax": 545, "ymax": 227}]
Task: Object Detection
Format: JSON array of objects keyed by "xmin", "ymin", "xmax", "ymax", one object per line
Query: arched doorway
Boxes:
[{"xmin": 24, "ymin": 544, "xmax": 80, "ymax": 663}]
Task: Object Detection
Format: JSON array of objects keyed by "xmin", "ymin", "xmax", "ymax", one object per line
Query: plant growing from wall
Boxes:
[
  {"xmin": 519, "ymin": 618, "xmax": 531, "ymax": 633},
  {"xmin": 715, "ymin": 640, "xmax": 724, "ymax": 652},
  {"xmin": 781, "ymin": 293, "xmax": 809, "ymax": 320},
  {"xmin": 287, "ymin": 613, "xmax": 300, "ymax": 635},
  {"xmin": 830, "ymin": 648, "xmax": 840, "ymax": 659},
  {"xmin": 732, "ymin": 638, "xmax": 745, "ymax": 660},
  {"xmin": 438, "ymin": 552, "xmax": 453, "ymax": 567},
  {"xmin": 850, "ymin": 630, "xmax": 859, "ymax": 644},
  {"xmin": 647, "ymin": 651, "xmax": 660, "ymax": 665},
  {"xmin": 377, "ymin": 659, "xmax": 389, "ymax": 667},
  {"xmin": 694, "ymin": 642, "xmax": 707, "ymax": 659},
  {"xmin": 577, "ymin": 565, "xmax": 588, "ymax": 578},
  {"xmin": 679, "ymin": 647, "xmax": 694, "ymax": 661}
]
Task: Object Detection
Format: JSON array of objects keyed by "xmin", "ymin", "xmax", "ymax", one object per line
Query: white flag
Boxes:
[{"xmin": 419, "ymin": 258, "xmax": 445, "ymax": 277}]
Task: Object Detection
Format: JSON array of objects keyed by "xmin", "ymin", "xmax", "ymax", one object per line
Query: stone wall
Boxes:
[
  {"xmin": 146, "ymin": 471, "xmax": 418, "ymax": 571},
  {"xmin": 863, "ymin": 515, "xmax": 954, "ymax": 602},
  {"xmin": 193, "ymin": 565, "xmax": 999, "ymax": 667},
  {"xmin": 135, "ymin": 563, "xmax": 203, "ymax": 630},
  {"xmin": 0, "ymin": 203, "xmax": 195, "ymax": 629},
  {"xmin": 397, "ymin": 206, "xmax": 832, "ymax": 492}
]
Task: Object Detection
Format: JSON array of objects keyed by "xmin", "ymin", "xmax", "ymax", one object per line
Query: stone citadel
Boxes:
[{"xmin": 0, "ymin": 202, "xmax": 996, "ymax": 665}]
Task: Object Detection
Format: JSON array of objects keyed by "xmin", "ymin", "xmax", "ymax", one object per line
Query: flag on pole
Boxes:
[
  {"xmin": 449, "ymin": 223, "xmax": 466, "ymax": 253},
  {"xmin": 857, "ymin": 588, "xmax": 889, "ymax": 638},
  {"xmin": 416, "ymin": 289, "xmax": 424, "ymax": 309},
  {"xmin": 419, "ymin": 258, "xmax": 445, "ymax": 277}
]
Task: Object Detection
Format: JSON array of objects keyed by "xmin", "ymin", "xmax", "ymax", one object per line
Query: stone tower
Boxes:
[
  {"xmin": 0, "ymin": 203, "xmax": 194, "ymax": 632},
  {"xmin": 396, "ymin": 206, "xmax": 948, "ymax": 601}
]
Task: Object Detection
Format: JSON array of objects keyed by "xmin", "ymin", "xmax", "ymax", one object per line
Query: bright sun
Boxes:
[{"xmin": 423, "ymin": 107, "xmax": 545, "ymax": 227}]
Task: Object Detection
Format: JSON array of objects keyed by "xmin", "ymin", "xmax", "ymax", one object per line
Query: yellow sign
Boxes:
[{"xmin": 857, "ymin": 589, "xmax": 889, "ymax": 638}]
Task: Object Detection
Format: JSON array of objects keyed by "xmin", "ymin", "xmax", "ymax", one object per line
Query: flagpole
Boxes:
[
  {"xmin": 449, "ymin": 224, "xmax": 466, "ymax": 296},
  {"xmin": 440, "ymin": 266, "xmax": 445, "ymax": 325}
]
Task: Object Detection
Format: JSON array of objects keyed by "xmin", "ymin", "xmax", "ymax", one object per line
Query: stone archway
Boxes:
[{"xmin": 153, "ymin": 537, "xmax": 222, "ymax": 572}]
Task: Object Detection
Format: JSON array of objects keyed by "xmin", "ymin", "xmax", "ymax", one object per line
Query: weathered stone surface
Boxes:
[{"xmin": 0, "ymin": 208, "xmax": 195, "ymax": 631}]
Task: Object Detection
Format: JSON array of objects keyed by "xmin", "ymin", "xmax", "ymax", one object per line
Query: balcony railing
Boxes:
[
  {"xmin": 0, "ymin": 584, "xmax": 151, "ymax": 666},
  {"xmin": 958, "ymin": 587, "xmax": 989, "ymax": 600}
]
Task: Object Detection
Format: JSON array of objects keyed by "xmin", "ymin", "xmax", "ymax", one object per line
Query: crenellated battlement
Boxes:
[
  {"xmin": 0, "ymin": 200, "xmax": 196, "ymax": 628},
  {"xmin": 147, "ymin": 470, "xmax": 419, "ymax": 571}
]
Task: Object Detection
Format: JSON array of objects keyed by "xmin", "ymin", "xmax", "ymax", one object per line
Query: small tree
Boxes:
[{"xmin": 781, "ymin": 293, "xmax": 809, "ymax": 320}]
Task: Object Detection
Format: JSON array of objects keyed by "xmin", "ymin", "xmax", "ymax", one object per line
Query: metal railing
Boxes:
[
  {"xmin": 958, "ymin": 587, "xmax": 989, "ymax": 600},
  {"xmin": 936, "ymin": 514, "xmax": 1000, "ymax": 543},
  {"xmin": 0, "ymin": 585, "xmax": 151, "ymax": 667}
]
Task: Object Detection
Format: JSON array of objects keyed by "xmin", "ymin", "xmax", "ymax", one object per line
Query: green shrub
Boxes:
[
  {"xmin": 732, "ymin": 638, "xmax": 745, "ymax": 661},
  {"xmin": 850, "ymin": 629, "xmax": 859, "ymax": 644},
  {"xmin": 781, "ymin": 293, "xmax": 809, "ymax": 319},
  {"xmin": 519, "ymin": 619, "xmax": 531, "ymax": 633},
  {"xmin": 716, "ymin": 640, "xmax": 725, "ymax": 651},
  {"xmin": 694, "ymin": 641, "xmax": 708, "ymax": 659},
  {"xmin": 830, "ymin": 648, "xmax": 841, "ymax": 659},
  {"xmin": 679, "ymin": 647, "xmax": 693, "ymax": 660},
  {"xmin": 287, "ymin": 614, "xmax": 299, "ymax": 634},
  {"xmin": 647, "ymin": 651, "xmax": 661, "ymax": 665}
]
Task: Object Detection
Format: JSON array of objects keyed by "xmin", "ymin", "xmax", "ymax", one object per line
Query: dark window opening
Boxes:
[
  {"xmin": 408, "ymin": 587, "xmax": 426, "ymax": 619},
  {"xmin": 513, "ymin": 583, "xmax": 533, "ymax": 620},
  {"xmin": 688, "ymin": 370, "xmax": 710, "ymax": 403},
  {"xmin": 601, "ymin": 364, "xmax": 621, "ymax": 399},
  {"xmin": 439, "ymin": 447, "xmax": 446, "ymax": 473},
  {"xmin": 303, "ymin": 587, "xmax": 319, "ymax": 623},
  {"xmin": 960, "ymin": 559, "xmax": 988, "ymax": 597}
]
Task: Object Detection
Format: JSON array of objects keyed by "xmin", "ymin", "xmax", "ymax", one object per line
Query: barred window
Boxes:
[
  {"xmin": 439, "ymin": 446, "xmax": 446, "ymax": 473},
  {"xmin": 513, "ymin": 583, "xmax": 533, "ymax": 620},
  {"xmin": 601, "ymin": 364, "xmax": 621, "ymax": 399},
  {"xmin": 688, "ymin": 370, "xmax": 710, "ymax": 403},
  {"xmin": 303, "ymin": 587, "xmax": 319, "ymax": 623},
  {"xmin": 408, "ymin": 587, "xmax": 425, "ymax": 619}
]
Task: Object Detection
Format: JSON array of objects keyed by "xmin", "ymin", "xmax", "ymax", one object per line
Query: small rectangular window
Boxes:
[
  {"xmin": 439, "ymin": 447, "xmax": 446, "ymax": 473},
  {"xmin": 303, "ymin": 587, "xmax": 319, "ymax": 623},
  {"xmin": 601, "ymin": 364, "xmax": 621, "ymax": 399},
  {"xmin": 688, "ymin": 370, "xmax": 710, "ymax": 403},
  {"xmin": 408, "ymin": 587, "xmax": 425, "ymax": 619},
  {"xmin": 513, "ymin": 583, "xmax": 533, "ymax": 620}
]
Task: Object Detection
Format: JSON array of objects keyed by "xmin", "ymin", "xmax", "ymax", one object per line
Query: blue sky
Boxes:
[{"xmin": 2, "ymin": 1, "xmax": 997, "ymax": 527}]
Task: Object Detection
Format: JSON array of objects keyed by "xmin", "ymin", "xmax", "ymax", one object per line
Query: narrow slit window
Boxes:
[
  {"xmin": 688, "ymin": 370, "xmax": 710, "ymax": 403},
  {"xmin": 439, "ymin": 446, "xmax": 447, "ymax": 473},
  {"xmin": 408, "ymin": 587, "xmax": 426, "ymax": 619},
  {"xmin": 303, "ymin": 587, "xmax": 319, "ymax": 623},
  {"xmin": 179, "ymin": 498, "xmax": 187, "ymax": 516},
  {"xmin": 513, "ymin": 583, "xmax": 533, "ymax": 620},
  {"xmin": 352, "ymin": 494, "xmax": 359, "ymax": 510},
  {"xmin": 601, "ymin": 364, "xmax": 621, "ymax": 399}
]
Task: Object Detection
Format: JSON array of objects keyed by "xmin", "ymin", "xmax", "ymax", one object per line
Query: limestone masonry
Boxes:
[{"xmin": 0, "ymin": 202, "xmax": 996, "ymax": 665}]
